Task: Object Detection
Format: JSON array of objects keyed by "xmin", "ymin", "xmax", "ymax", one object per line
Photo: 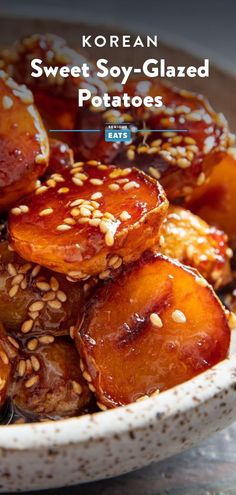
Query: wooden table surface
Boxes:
[{"xmin": 3, "ymin": 422, "xmax": 236, "ymax": 495}]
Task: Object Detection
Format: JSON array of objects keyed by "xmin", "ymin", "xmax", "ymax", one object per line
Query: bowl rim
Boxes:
[{"xmin": 0, "ymin": 354, "xmax": 235, "ymax": 451}]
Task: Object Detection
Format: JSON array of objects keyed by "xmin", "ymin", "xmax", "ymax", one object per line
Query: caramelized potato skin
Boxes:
[
  {"xmin": 0, "ymin": 71, "xmax": 49, "ymax": 212},
  {"xmin": 12, "ymin": 338, "xmax": 92, "ymax": 418},
  {"xmin": 187, "ymin": 156, "xmax": 236, "ymax": 247},
  {"xmin": 160, "ymin": 206, "xmax": 232, "ymax": 289},
  {"xmin": 1, "ymin": 34, "xmax": 105, "ymax": 98},
  {"xmin": 0, "ymin": 242, "xmax": 85, "ymax": 338},
  {"xmin": 9, "ymin": 163, "xmax": 168, "ymax": 279},
  {"xmin": 76, "ymin": 253, "xmax": 230, "ymax": 408},
  {"xmin": 0, "ymin": 322, "xmax": 18, "ymax": 408},
  {"xmin": 74, "ymin": 79, "xmax": 231, "ymax": 200}
]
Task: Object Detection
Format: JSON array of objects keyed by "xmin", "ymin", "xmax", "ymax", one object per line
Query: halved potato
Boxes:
[
  {"xmin": 75, "ymin": 79, "xmax": 231, "ymax": 200},
  {"xmin": 8, "ymin": 162, "xmax": 168, "ymax": 279},
  {"xmin": 160, "ymin": 206, "xmax": 232, "ymax": 289},
  {"xmin": 187, "ymin": 155, "xmax": 236, "ymax": 247},
  {"xmin": 47, "ymin": 139, "xmax": 74, "ymax": 176},
  {"xmin": 0, "ymin": 241, "xmax": 85, "ymax": 338},
  {"xmin": 12, "ymin": 338, "xmax": 92, "ymax": 419},
  {"xmin": 76, "ymin": 253, "xmax": 230, "ymax": 408},
  {"xmin": 0, "ymin": 70, "xmax": 49, "ymax": 212}
]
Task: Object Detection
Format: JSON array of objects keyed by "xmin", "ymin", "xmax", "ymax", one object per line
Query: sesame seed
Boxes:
[
  {"xmin": 196, "ymin": 172, "xmax": 206, "ymax": 186},
  {"xmin": 108, "ymin": 255, "xmax": 122, "ymax": 268},
  {"xmin": 123, "ymin": 181, "xmax": 140, "ymax": 191},
  {"xmin": 11, "ymin": 207, "xmax": 22, "ymax": 216},
  {"xmin": 11, "ymin": 274, "xmax": 24, "ymax": 285},
  {"xmin": 19, "ymin": 263, "xmax": 32, "ymax": 274},
  {"xmin": 57, "ymin": 290, "xmax": 67, "ymax": 302},
  {"xmin": 99, "ymin": 270, "xmax": 110, "ymax": 280},
  {"xmin": 88, "ymin": 383, "xmax": 96, "ymax": 392},
  {"xmin": 70, "ymin": 199, "xmax": 84, "ymax": 207},
  {"xmin": 29, "ymin": 301, "xmax": 44, "ymax": 312},
  {"xmin": 31, "ymin": 265, "xmax": 41, "ymax": 277},
  {"xmin": 87, "ymin": 160, "xmax": 99, "ymax": 166},
  {"xmin": 36, "ymin": 281, "xmax": 50, "ymax": 291},
  {"xmin": 91, "ymin": 192, "xmax": 102, "ymax": 200},
  {"xmin": 72, "ymin": 177, "xmax": 83, "ymax": 186},
  {"xmin": 90, "ymin": 178, "xmax": 103, "ymax": 186},
  {"xmin": 150, "ymin": 313, "xmax": 163, "ymax": 328},
  {"xmin": 39, "ymin": 208, "xmax": 53, "ymax": 216},
  {"xmin": 64, "ymin": 217, "xmax": 76, "ymax": 225},
  {"xmin": 2, "ymin": 95, "xmax": 13, "ymax": 109},
  {"xmin": 120, "ymin": 211, "xmax": 131, "ymax": 221},
  {"xmin": 29, "ymin": 311, "xmax": 40, "ymax": 320},
  {"xmin": 83, "ymin": 371, "xmax": 92, "ymax": 382},
  {"xmin": 177, "ymin": 158, "xmax": 191, "ymax": 169},
  {"xmin": 25, "ymin": 375, "xmax": 39, "ymax": 388},
  {"xmin": 0, "ymin": 350, "xmax": 9, "ymax": 365},
  {"xmin": 58, "ymin": 187, "xmax": 70, "ymax": 194},
  {"xmin": 80, "ymin": 207, "xmax": 92, "ymax": 217},
  {"xmin": 35, "ymin": 186, "xmax": 48, "ymax": 195},
  {"xmin": 21, "ymin": 319, "xmax": 34, "ymax": 334},
  {"xmin": 126, "ymin": 149, "xmax": 135, "ymax": 160},
  {"xmin": 109, "ymin": 183, "xmax": 120, "ymax": 191},
  {"xmin": 78, "ymin": 217, "xmax": 89, "ymax": 225},
  {"xmin": 171, "ymin": 310, "xmax": 187, "ymax": 323},
  {"xmin": 184, "ymin": 137, "xmax": 196, "ymax": 145},
  {"xmin": 27, "ymin": 338, "xmax": 38, "ymax": 351},
  {"xmin": 74, "ymin": 173, "xmax": 88, "ymax": 181},
  {"xmin": 99, "ymin": 220, "xmax": 109, "ymax": 234},
  {"xmin": 7, "ymin": 336, "xmax": 19, "ymax": 349},
  {"xmin": 148, "ymin": 167, "xmax": 161, "ymax": 180},
  {"xmin": 46, "ymin": 179, "xmax": 56, "ymax": 188},
  {"xmin": 97, "ymin": 402, "xmax": 107, "ymax": 411},
  {"xmin": 228, "ymin": 312, "xmax": 236, "ymax": 330},
  {"xmin": 93, "ymin": 210, "xmax": 103, "ymax": 218},
  {"xmin": 56, "ymin": 224, "xmax": 72, "ymax": 231},
  {"xmin": 0, "ymin": 378, "xmax": 6, "ymax": 391},
  {"xmin": 48, "ymin": 300, "xmax": 62, "ymax": 310},
  {"xmin": 72, "ymin": 381, "xmax": 82, "ymax": 395},
  {"xmin": 42, "ymin": 291, "xmax": 55, "ymax": 302},
  {"xmin": 80, "ymin": 359, "xmax": 85, "ymax": 372},
  {"xmin": 105, "ymin": 231, "xmax": 114, "ymax": 247},
  {"xmin": 69, "ymin": 326, "xmax": 75, "ymax": 339},
  {"xmin": 7, "ymin": 263, "xmax": 17, "ymax": 276},
  {"xmin": 18, "ymin": 360, "xmax": 26, "ymax": 377},
  {"xmin": 50, "ymin": 277, "xmax": 59, "ymax": 291},
  {"xmin": 89, "ymin": 218, "xmax": 101, "ymax": 227},
  {"xmin": 31, "ymin": 356, "xmax": 40, "ymax": 372},
  {"xmin": 39, "ymin": 335, "xmax": 55, "ymax": 344},
  {"xmin": 9, "ymin": 285, "xmax": 19, "ymax": 298},
  {"xmin": 70, "ymin": 207, "xmax": 80, "ymax": 217}
]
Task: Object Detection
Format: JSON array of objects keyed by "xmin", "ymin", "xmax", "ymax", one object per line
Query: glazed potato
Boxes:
[
  {"xmin": 12, "ymin": 338, "xmax": 92, "ymax": 419},
  {"xmin": 0, "ymin": 322, "xmax": 18, "ymax": 409},
  {"xmin": 76, "ymin": 253, "xmax": 230, "ymax": 408},
  {"xmin": 75, "ymin": 79, "xmax": 231, "ymax": 200},
  {"xmin": 9, "ymin": 162, "xmax": 168, "ymax": 279},
  {"xmin": 160, "ymin": 206, "xmax": 232, "ymax": 289},
  {"xmin": 1, "ymin": 34, "xmax": 106, "ymax": 136},
  {"xmin": 187, "ymin": 155, "xmax": 236, "ymax": 248},
  {"xmin": 0, "ymin": 70, "xmax": 49, "ymax": 212},
  {"xmin": 0, "ymin": 241, "xmax": 85, "ymax": 338}
]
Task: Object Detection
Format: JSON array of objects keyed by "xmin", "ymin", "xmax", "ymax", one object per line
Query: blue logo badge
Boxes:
[{"xmin": 105, "ymin": 124, "xmax": 131, "ymax": 143}]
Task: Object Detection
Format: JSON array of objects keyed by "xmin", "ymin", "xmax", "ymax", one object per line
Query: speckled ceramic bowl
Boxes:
[
  {"xmin": 0, "ymin": 351, "xmax": 236, "ymax": 492},
  {"xmin": 0, "ymin": 13, "xmax": 236, "ymax": 493}
]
